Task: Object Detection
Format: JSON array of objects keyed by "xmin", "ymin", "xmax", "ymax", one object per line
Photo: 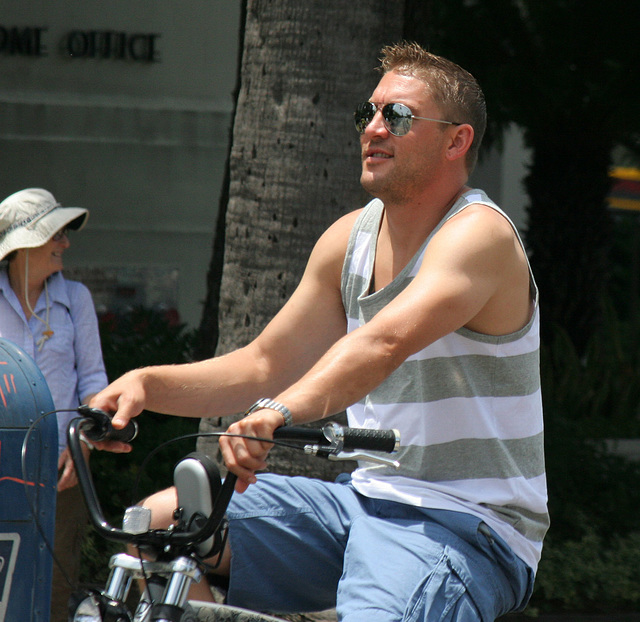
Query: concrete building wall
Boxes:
[
  {"xmin": 471, "ymin": 125, "xmax": 531, "ymax": 233},
  {"xmin": 0, "ymin": 0, "xmax": 242, "ymax": 326}
]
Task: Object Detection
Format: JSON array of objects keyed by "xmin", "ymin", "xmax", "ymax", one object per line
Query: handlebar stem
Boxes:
[
  {"xmin": 162, "ymin": 557, "xmax": 201, "ymax": 608},
  {"xmin": 108, "ymin": 553, "xmax": 203, "ymax": 583},
  {"xmin": 104, "ymin": 553, "xmax": 203, "ymax": 613}
]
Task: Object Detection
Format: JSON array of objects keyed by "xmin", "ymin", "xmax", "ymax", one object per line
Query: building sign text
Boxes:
[{"xmin": 0, "ymin": 25, "xmax": 160, "ymax": 62}]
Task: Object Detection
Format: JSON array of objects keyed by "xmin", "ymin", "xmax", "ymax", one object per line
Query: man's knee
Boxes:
[
  {"xmin": 138, "ymin": 485, "xmax": 231, "ymax": 575},
  {"xmin": 126, "ymin": 487, "xmax": 178, "ymax": 557},
  {"xmin": 142, "ymin": 486, "xmax": 178, "ymax": 529}
]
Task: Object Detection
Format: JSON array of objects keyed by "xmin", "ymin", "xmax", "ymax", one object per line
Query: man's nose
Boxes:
[{"xmin": 365, "ymin": 110, "xmax": 390, "ymax": 137}]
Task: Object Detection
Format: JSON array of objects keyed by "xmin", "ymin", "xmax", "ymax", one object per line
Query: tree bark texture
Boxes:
[
  {"xmin": 198, "ymin": 0, "xmax": 404, "ymax": 477},
  {"xmin": 216, "ymin": 0, "xmax": 403, "ymax": 355}
]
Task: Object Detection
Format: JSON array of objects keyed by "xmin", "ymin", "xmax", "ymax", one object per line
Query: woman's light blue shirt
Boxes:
[{"xmin": 0, "ymin": 268, "xmax": 108, "ymax": 456}]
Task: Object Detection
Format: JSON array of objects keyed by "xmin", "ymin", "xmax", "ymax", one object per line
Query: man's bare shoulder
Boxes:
[
  {"xmin": 448, "ymin": 201, "xmax": 513, "ymax": 228},
  {"xmin": 311, "ymin": 208, "xmax": 363, "ymax": 261},
  {"xmin": 437, "ymin": 202, "xmax": 519, "ymax": 254},
  {"xmin": 430, "ymin": 202, "xmax": 531, "ymax": 335}
]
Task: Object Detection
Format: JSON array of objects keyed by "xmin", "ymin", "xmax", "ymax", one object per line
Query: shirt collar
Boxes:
[
  {"xmin": 0, "ymin": 266, "xmax": 12, "ymax": 294},
  {"xmin": 0, "ymin": 267, "xmax": 71, "ymax": 311},
  {"xmin": 42, "ymin": 271, "xmax": 71, "ymax": 310}
]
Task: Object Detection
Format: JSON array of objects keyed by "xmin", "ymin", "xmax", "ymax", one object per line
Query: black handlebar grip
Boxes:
[
  {"xmin": 272, "ymin": 426, "xmax": 326, "ymax": 444},
  {"xmin": 341, "ymin": 427, "xmax": 400, "ymax": 453},
  {"xmin": 101, "ymin": 420, "xmax": 138, "ymax": 443},
  {"xmin": 272, "ymin": 424, "xmax": 400, "ymax": 453},
  {"xmin": 77, "ymin": 405, "xmax": 139, "ymax": 443}
]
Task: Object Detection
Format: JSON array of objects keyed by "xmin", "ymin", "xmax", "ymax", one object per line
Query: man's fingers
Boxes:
[{"xmin": 220, "ymin": 440, "xmax": 266, "ymax": 473}]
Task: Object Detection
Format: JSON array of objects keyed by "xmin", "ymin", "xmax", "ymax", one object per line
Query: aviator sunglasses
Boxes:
[{"xmin": 354, "ymin": 101, "xmax": 460, "ymax": 137}]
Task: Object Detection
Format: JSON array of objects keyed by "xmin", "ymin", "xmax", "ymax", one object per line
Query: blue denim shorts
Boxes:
[{"xmin": 225, "ymin": 474, "xmax": 533, "ymax": 622}]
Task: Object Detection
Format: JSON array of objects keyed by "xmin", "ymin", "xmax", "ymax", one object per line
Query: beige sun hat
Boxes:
[{"xmin": 0, "ymin": 188, "xmax": 89, "ymax": 261}]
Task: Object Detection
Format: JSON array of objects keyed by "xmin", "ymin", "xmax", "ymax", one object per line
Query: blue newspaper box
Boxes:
[{"xmin": 0, "ymin": 339, "xmax": 57, "ymax": 622}]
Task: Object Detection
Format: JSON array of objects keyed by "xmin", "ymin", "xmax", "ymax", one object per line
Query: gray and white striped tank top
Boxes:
[{"xmin": 341, "ymin": 189, "xmax": 549, "ymax": 571}]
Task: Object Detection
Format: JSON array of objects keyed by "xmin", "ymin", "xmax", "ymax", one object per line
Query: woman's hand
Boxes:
[{"xmin": 57, "ymin": 443, "xmax": 90, "ymax": 492}]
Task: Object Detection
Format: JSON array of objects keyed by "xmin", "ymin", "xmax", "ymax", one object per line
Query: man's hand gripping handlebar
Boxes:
[{"xmin": 76, "ymin": 404, "xmax": 138, "ymax": 454}]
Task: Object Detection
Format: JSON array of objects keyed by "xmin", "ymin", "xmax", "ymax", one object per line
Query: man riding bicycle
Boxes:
[{"xmin": 92, "ymin": 42, "xmax": 548, "ymax": 622}]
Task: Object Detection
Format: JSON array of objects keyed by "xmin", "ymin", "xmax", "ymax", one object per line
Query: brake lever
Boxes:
[
  {"xmin": 303, "ymin": 444, "xmax": 400, "ymax": 469},
  {"xmin": 329, "ymin": 450, "xmax": 400, "ymax": 469}
]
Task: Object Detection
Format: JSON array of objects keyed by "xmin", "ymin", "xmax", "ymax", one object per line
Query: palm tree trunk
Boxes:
[{"xmin": 197, "ymin": 0, "xmax": 404, "ymax": 475}]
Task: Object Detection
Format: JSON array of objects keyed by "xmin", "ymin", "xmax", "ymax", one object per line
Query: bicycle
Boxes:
[{"xmin": 66, "ymin": 406, "xmax": 400, "ymax": 622}]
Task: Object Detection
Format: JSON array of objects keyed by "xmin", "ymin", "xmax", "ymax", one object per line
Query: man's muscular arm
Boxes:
[{"xmin": 220, "ymin": 205, "xmax": 532, "ymax": 489}]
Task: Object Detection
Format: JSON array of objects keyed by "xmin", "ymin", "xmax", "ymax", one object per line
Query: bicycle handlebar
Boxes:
[
  {"xmin": 68, "ymin": 408, "xmax": 400, "ymax": 555},
  {"xmin": 77, "ymin": 404, "xmax": 139, "ymax": 443}
]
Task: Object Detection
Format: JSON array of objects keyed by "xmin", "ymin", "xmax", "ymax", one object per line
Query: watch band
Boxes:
[{"xmin": 246, "ymin": 398, "xmax": 293, "ymax": 427}]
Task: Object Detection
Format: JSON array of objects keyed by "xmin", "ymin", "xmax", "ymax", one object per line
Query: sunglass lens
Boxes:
[
  {"xmin": 354, "ymin": 102, "xmax": 376, "ymax": 134},
  {"xmin": 383, "ymin": 103, "xmax": 412, "ymax": 136}
]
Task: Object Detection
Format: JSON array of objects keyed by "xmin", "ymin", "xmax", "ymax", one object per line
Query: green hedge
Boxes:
[
  {"xmin": 532, "ymin": 531, "xmax": 640, "ymax": 613},
  {"xmin": 526, "ymin": 305, "xmax": 640, "ymax": 613}
]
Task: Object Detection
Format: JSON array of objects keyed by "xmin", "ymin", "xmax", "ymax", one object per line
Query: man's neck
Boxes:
[
  {"xmin": 369, "ymin": 184, "xmax": 470, "ymax": 290},
  {"xmin": 381, "ymin": 183, "xmax": 470, "ymax": 251}
]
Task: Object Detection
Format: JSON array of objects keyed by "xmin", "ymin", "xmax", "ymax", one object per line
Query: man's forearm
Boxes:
[
  {"xmin": 273, "ymin": 327, "xmax": 406, "ymax": 424},
  {"xmin": 129, "ymin": 344, "xmax": 303, "ymax": 420}
]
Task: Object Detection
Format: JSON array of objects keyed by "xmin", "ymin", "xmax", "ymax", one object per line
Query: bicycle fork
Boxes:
[
  {"xmin": 73, "ymin": 553, "xmax": 202, "ymax": 622},
  {"xmin": 120, "ymin": 553, "xmax": 202, "ymax": 622}
]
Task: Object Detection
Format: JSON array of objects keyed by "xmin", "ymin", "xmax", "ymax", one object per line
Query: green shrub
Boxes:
[
  {"xmin": 99, "ymin": 306, "xmax": 198, "ymax": 381},
  {"xmin": 532, "ymin": 303, "xmax": 640, "ymax": 612},
  {"xmin": 541, "ymin": 300, "xmax": 640, "ymax": 439},
  {"xmin": 531, "ymin": 531, "xmax": 640, "ymax": 613},
  {"xmin": 541, "ymin": 306, "xmax": 640, "ymax": 542}
]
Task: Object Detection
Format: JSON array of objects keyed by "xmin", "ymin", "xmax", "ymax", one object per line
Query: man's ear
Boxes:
[{"xmin": 446, "ymin": 124, "xmax": 474, "ymax": 162}]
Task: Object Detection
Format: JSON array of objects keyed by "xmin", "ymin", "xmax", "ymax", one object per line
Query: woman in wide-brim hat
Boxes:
[
  {"xmin": 0, "ymin": 188, "xmax": 89, "ymax": 343},
  {"xmin": 0, "ymin": 187, "xmax": 108, "ymax": 622}
]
